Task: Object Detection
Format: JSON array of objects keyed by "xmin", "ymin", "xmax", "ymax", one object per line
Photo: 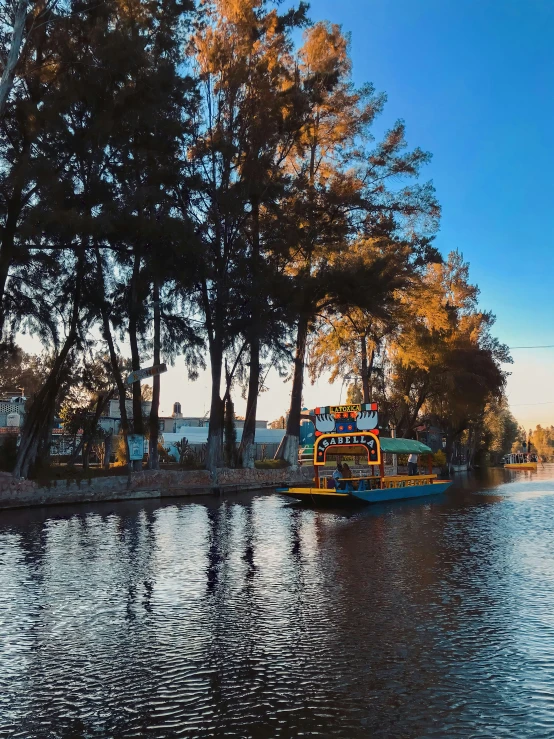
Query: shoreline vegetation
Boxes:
[{"xmin": 0, "ymin": 0, "xmax": 522, "ymax": 481}]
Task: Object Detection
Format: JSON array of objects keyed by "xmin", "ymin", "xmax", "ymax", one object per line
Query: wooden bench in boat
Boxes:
[{"xmin": 321, "ymin": 474, "xmax": 438, "ymax": 491}]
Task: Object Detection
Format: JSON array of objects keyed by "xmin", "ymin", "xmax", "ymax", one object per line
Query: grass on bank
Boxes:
[
  {"xmin": 20, "ymin": 458, "xmax": 290, "ymax": 486},
  {"xmin": 254, "ymin": 459, "xmax": 290, "ymax": 469}
]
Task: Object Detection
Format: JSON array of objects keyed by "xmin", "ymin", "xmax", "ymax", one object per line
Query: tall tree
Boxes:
[
  {"xmin": 274, "ymin": 21, "xmax": 439, "ymax": 464},
  {"xmin": 308, "ymin": 237, "xmax": 414, "ymax": 403},
  {"xmin": 0, "ymin": 0, "xmax": 66, "ymax": 340},
  {"xmin": 186, "ymin": 0, "xmax": 307, "ymax": 471},
  {"xmin": 0, "ymin": 0, "xmax": 68, "ymax": 120},
  {"xmin": 387, "ymin": 253, "xmax": 510, "ymax": 458},
  {"xmin": 8, "ymin": 0, "xmax": 197, "ymax": 476}
]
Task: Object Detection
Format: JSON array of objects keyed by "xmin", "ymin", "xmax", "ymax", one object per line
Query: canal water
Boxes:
[{"xmin": 2, "ymin": 467, "xmax": 554, "ymax": 738}]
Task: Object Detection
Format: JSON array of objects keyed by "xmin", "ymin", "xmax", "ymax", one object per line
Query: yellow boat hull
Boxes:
[{"xmin": 504, "ymin": 463, "xmax": 537, "ymax": 470}]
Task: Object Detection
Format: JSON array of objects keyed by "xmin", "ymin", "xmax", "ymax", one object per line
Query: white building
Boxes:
[
  {"xmin": 0, "ymin": 392, "xmax": 25, "ymax": 431},
  {"xmin": 99, "ymin": 399, "xmax": 267, "ymax": 436},
  {"xmin": 162, "ymin": 426, "xmax": 284, "ymax": 462}
]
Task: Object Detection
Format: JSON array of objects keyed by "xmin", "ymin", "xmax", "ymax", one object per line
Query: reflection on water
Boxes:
[{"xmin": 2, "ymin": 467, "xmax": 554, "ymax": 737}]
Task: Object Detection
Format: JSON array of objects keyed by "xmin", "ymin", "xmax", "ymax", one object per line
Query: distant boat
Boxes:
[{"xmin": 503, "ymin": 453, "xmax": 538, "ymax": 471}]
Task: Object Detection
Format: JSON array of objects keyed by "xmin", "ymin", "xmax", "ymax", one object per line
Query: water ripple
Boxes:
[{"xmin": 2, "ymin": 470, "xmax": 554, "ymax": 736}]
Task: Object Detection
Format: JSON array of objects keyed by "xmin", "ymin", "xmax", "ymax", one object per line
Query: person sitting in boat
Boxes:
[
  {"xmin": 332, "ymin": 463, "xmax": 344, "ymax": 490},
  {"xmin": 341, "ymin": 461, "xmax": 357, "ymax": 490},
  {"xmin": 408, "ymin": 453, "xmax": 418, "ymax": 476}
]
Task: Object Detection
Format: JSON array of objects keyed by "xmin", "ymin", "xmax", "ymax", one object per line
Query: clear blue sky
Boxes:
[{"xmin": 303, "ymin": 0, "xmax": 554, "ymax": 428}]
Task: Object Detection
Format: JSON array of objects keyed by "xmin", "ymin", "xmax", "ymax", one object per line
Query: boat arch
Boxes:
[{"xmin": 314, "ymin": 432, "xmax": 381, "ymax": 466}]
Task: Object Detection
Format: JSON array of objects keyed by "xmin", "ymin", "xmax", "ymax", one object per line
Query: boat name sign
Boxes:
[
  {"xmin": 314, "ymin": 432, "xmax": 380, "ymax": 466},
  {"xmin": 329, "ymin": 404, "xmax": 361, "ymax": 414}
]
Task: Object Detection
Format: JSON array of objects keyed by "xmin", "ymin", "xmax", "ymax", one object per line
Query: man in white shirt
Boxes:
[{"xmin": 408, "ymin": 453, "xmax": 418, "ymax": 476}]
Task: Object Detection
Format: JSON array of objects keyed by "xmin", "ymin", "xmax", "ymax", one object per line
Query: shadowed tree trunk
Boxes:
[
  {"xmin": 241, "ymin": 331, "xmax": 260, "ymax": 468},
  {"xmin": 13, "ymin": 332, "xmax": 76, "ymax": 478},
  {"xmin": 0, "ymin": 142, "xmax": 30, "ymax": 337},
  {"xmin": 13, "ymin": 254, "xmax": 85, "ymax": 478},
  {"xmin": 128, "ymin": 250, "xmax": 144, "ymax": 471},
  {"xmin": 148, "ymin": 277, "xmax": 161, "ymax": 469},
  {"xmin": 241, "ymin": 200, "xmax": 260, "ymax": 468},
  {"xmin": 274, "ymin": 314, "xmax": 308, "ymax": 466},
  {"xmin": 68, "ymin": 390, "xmax": 114, "ymax": 465},
  {"xmin": 204, "ymin": 277, "xmax": 225, "ymax": 472},
  {"xmin": 360, "ymin": 335, "xmax": 374, "ymax": 404},
  {"xmin": 0, "ymin": 0, "xmax": 28, "ymax": 120},
  {"xmin": 94, "ymin": 245, "xmax": 131, "ymax": 471},
  {"xmin": 205, "ymin": 323, "xmax": 224, "ymax": 472},
  {"xmin": 103, "ymin": 433, "xmax": 112, "ymax": 470},
  {"xmin": 206, "ymin": 352, "xmax": 224, "ymax": 472}
]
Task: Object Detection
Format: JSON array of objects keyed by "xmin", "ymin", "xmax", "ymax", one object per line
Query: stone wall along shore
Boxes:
[{"xmin": 0, "ymin": 466, "xmax": 316, "ymax": 510}]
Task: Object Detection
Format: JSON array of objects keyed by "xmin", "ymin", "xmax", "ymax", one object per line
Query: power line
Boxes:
[
  {"xmin": 509, "ymin": 345, "xmax": 554, "ymax": 349},
  {"xmin": 510, "ymin": 401, "xmax": 554, "ymax": 407}
]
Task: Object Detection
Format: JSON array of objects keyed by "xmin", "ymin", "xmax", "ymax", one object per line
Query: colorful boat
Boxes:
[
  {"xmin": 276, "ymin": 403, "xmax": 452, "ymax": 505},
  {"xmin": 503, "ymin": 453, "xmax": 538, "ymax": 471}
]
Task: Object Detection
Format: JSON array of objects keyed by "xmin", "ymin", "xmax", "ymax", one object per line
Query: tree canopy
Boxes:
[{"xmin": 0, "ymin": 0, "xmax": 513, "ymax": 476}]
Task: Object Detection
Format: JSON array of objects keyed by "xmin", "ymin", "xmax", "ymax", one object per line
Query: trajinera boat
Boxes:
[
  {"xmin": 276, "ymin": 402, "xmax": 452, "ymax": 504},
  {"xmin": 503, "ymin": 453, "xmax": 538, "ymax": 471}
]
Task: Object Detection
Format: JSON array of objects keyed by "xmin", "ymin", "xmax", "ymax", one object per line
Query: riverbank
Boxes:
[{"xmin": 0, "ymin": 466, "xmax": 315, "ymax": 511}]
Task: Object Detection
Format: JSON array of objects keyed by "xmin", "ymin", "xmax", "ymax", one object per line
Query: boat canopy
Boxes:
[{"xmin": 379, "ymin": 438, "xmax": 432, "ymax": 454}]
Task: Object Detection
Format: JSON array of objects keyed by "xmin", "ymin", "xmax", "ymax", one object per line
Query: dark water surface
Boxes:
[{"xmin": 2, "ymin": 467, "xmax": 554, "ymax": 738}]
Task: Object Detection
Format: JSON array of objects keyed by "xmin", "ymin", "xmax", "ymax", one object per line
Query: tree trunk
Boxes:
[
  {"xmin": 94, "ymin": 245, "xmax": 131, "ymax": 471},
  {"xmin": 82, "ymin": 439, "xmax": 91, "ymax": 470},
  {"xmin": 223, "ymin": 393, "xmax": 237, "ymax": 468},
  {"xmin": 360, "ymin": 335, "xmax": 370, "ymax": 404},
  {"xmin": 240, "ymin": 332, "xmax": 260, "ymax": 468},
  {"xmin": 128, "ymin": 251, "xmax": 144, "ymax": 471},
  {"xmin": 0, "ymin": 0, "xmax": 27, "ymax": 120},
  {"xmin": 13, "ymin": 323, "xmax": 78, "ymax": 477},
  {"xmin": 0, "ymin": 152, "xmax": 27, "ymax": 336},
  {"xmin": 13, "ymin": 252, "xmax": 85, "ymax": 478},
  {"xmin": 240, "ymin": 200, "xmax": 261, "ymax": 469},
  {"xmin": 68, "ymin": 391, "xmax": 113, "ymax": 465},
  {"xmin": 206, "ymin": 339, "xmax": 224, "ymax": 473},
  {"xmin": 103, "ymin": 434, "xmax": 112, "ymax": 470},
  {"xmin": 274, "ymin": 314, "xmax": 308, "ymax": 465},
  {"xmin": 446, "ymin": 434, "xmax": 455, "ymax": 471},
  {"xmin": 148, "ymin": 278, "xmax": 161, "ymax": 469},
  {"xmin": 408, "ymin": 389, "xmax": 428, "ymax": 435}
]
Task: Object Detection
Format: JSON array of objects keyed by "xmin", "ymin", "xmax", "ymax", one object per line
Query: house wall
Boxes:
[{"xmin": 0, "ymin": 400, "xmax": 25, "ymax": 427}]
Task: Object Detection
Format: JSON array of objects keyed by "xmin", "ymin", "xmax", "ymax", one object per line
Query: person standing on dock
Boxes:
[{"xmin": 408, "ymin": 453, "xmax": 418, "ymax": 476}]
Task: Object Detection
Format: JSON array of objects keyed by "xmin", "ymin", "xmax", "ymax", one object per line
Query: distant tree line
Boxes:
[
  {"xmin": 0, "ymin": 0, "xmax": 512, "ymax": 476},
  {"xmin": 526, "ymin": 426, "xmax": 554, "ymax": 462}
]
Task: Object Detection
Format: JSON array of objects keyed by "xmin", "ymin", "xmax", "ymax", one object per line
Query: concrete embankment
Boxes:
[{"xmin": 0, "ymin": 467, "xmax": 315, "ymax": 511}]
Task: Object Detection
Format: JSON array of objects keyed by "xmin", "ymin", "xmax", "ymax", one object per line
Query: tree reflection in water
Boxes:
[{"xmin": 1, "ymin": 470, "xmax": 554, "ymax": 736}]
